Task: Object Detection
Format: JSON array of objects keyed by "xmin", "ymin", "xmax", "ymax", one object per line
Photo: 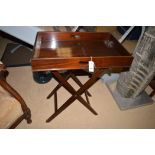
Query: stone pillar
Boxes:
[{"xmin": 116, "ymin": 27, "xmax": 155, "ymax": 98}]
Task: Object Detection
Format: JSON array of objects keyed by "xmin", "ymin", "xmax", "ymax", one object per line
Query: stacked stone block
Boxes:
[{"xmin": 116, "ymin": 27, "xmax": 155, "ymax": 98}]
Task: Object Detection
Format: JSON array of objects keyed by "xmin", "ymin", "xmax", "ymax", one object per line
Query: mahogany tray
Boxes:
[{"xmin": 31, "ymin": 32, "xmax": 133, "ymax": 71}]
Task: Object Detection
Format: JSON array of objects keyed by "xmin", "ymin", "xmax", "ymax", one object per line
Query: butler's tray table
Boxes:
[{"xmin": 31, "ymin": 32, "xmax": 133, "ymax": 122}]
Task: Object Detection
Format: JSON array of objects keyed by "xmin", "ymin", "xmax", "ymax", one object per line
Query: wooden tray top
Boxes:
[{"xmin": 31, "ymin": 32, "xmax": 133, "ymax": 71}]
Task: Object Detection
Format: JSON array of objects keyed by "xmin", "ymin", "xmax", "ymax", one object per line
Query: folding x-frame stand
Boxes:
[{"xmin": 46, "ymin": 69, "xmax": 109, "ymax": 122}]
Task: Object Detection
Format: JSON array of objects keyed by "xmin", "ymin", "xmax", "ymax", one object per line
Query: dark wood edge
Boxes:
[
  {"xmin": 37, "ymin": 31, "xmax": 112, "ymax": 36},
  {"xmin": 32, "ymin": 56, "xmax": 133, "ymax": 60},
  {"xmin": 31, "ymin": 56, "xmax": 133, "ymax": 71},
  {"xmin": 36, "ymin": 31, "xmax": 112, "ymax": 42},
  {"xmin": 33, "ymin": 32, "xmax": 41, "ymax": 58}
]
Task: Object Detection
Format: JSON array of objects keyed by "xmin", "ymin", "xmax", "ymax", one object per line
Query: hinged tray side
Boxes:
[{"xmin": 32, "ymin": 56, "xmax": 133, "ymax": 71}]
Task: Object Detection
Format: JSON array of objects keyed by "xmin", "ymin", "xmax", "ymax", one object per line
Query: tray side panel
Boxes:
[{"xmin": 31, "ymin": 56, "xmax": 133, "ymax": 71}]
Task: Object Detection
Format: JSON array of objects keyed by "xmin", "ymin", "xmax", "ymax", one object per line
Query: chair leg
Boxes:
[
  {"xmin": 9, "ymin": 107, "xmax": 31, "ymax": 129},
  {"xmin": 23, "ymin": 107, "xmax": 32, "ymax": 124},
  {"xmin": 0, "ymin": 79, "xmax": 32, "ymax": 125},
  {"xmin": 9, "ymin": 115, "xmax": 25, "ymax": 129}
]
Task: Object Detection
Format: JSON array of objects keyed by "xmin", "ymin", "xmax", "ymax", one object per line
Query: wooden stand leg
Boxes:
[
  {"xmin": 48, "ymin": 72, "xmax": 92, "ymax": 115},
  {"xmin": 85, "ymin": 92, "xmax": 90, "ymax": 105},
  {"xmin": 70, "ymin": 74, "xmax": 92, "ymax": 97},
  {"xmin": 47, "ymin": 73, "xmax": 92, "ymax": 99},
  {"xmin": 46, "ymin": 69, "xmax": 106, "ymax": 122},
  {"xmin": 47, "ymin": 74, "xmax": 71, "ymax": 99}
]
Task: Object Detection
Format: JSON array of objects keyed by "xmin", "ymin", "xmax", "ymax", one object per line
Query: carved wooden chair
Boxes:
[{"xmin": 0, "ymin": 62, "xmax": 31, "ymax": 128}]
